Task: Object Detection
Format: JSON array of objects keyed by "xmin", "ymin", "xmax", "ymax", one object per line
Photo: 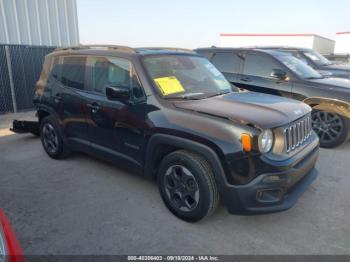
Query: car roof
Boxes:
[{"xmin": 50, "ymin": 45, "xmax": 197, "ymax": 58}]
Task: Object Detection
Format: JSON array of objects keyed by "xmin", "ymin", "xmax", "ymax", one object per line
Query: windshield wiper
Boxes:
[
  {"xmin": 164, "ymin": 94, "xmax": 201, "ymax": 100},
  {"xmin": 202, "ymin": 90, "xmax": 231, "ymax": 99}
]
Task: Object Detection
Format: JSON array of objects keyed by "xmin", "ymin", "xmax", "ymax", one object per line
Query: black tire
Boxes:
[
  {"xmin": 158, "ymin": 150, "xmax": 219, "ymax": 222},
  {"xmin": 312, "ymin": 110, "xmax": 350, "ymax": 148},
  {"xmin": 40, "ymin": 116, "xmax": 71, "ymax": 159}
]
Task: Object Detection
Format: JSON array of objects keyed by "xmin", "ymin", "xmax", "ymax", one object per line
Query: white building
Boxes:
[
  {"xmin": 0, "ymin": 0, "xmax": 79, "ymax": 46},
  {"xmin": 334, "ymin": 32, "xmax": 350, "ymax": 54},
  {"xmin": 219, "ymin": 33, "xmax": 335, "ymax": 55}
]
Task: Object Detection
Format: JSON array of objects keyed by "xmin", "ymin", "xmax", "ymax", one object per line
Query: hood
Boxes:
[
  {"xmin": 322, "ymin": 63, "xmax": 350, "ymax": 71},
  {"xmin": 308, "ymin": 77, "xmax": 350, "ymax": 90},
  {"xmin": 173, "ymin": 92, "xmax": 311, "ymax": 129}
]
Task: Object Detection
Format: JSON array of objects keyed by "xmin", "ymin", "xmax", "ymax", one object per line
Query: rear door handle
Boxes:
[{"xmin": 87, "ymin": 103, "xmax": 101, "ymax": 113}]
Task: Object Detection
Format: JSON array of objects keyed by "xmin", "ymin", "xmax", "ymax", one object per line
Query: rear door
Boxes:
[
  {"xmin": 234, "ymin": 52, "xmax": 293, "ymax": 98},
  {"xmin": 48, "ymin": 56, "xmax": 91, "ymax": 143}
]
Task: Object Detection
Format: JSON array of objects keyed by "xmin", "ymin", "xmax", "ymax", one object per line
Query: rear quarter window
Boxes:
[{"xmin": 60, "ymin": 56, "xmax": 87, "ymax": 90}]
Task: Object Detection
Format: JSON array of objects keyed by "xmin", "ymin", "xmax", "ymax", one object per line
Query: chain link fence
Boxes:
[{"xmin": 0, "ymin": 44, "xmax": 56, "ymax": 114}]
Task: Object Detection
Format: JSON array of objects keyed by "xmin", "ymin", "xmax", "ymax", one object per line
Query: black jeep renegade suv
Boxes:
[
  {"xmin": 196, "ymin": 47, "xmax": 350, "ymax": 148},
  {"xmin": 13, "ymin": 46, "xmax": 319, "ymax": 222}
]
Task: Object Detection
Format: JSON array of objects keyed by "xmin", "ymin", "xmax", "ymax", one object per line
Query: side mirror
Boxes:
[
  {"xmin": 106, "ymin": 86, "xmax": 130, "ymax": 102},
  {"xmin": 270, "ymin": 69, "xmax": 288, "ymax": 80}
]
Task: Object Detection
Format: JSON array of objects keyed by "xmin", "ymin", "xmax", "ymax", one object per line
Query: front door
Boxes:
[
  {"xmin": 233, "ymin": 53, "xmax": 293, "ymax": 98},
  {"xmin": 84, "ymin": 56, "xmax": 147, "ymax": 166}
]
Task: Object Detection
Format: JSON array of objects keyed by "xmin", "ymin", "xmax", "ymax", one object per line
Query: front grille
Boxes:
[{"xmin": 284, "ymin": 114, "xmax": 312, "ymax": 153}]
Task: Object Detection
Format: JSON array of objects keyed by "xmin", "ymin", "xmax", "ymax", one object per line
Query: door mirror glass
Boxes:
[
  {"xmin": 106, "ymin": 86, "xmax": 130, "ymax": 102},
  {"xmin": 270, "ymin": 69, "xmax": 287, "ymax": 80}
]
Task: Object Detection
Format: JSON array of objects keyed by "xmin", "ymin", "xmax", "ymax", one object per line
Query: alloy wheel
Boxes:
[
  {"xmin": 312, "ymin": 111, "xmax": 343, "ymax": 144},
  {"xmin": 42, "ymin": 123, "xmax": 59, "ymax": 154}
]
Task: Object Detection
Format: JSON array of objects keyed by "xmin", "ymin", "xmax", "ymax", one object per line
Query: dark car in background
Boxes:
[
  {"xmin": 258, "ymin": 47, "xmax": 350, "ymax": 79},
  {"xmin": 12, "ymin": 45, "xmax": 319, "ymax": 222},
  {"xmin": 196, "ymin": 47, "xmax": 350, "ymax": 148}
]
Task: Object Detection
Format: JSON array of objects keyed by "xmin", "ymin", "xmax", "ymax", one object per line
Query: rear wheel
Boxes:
[
  {"xmin": 158, "ymin": 150, "xmax": 219, "ymax": 222},
  {"xmin": 40, "ymin": 116, "xmax": 71, "ymax": 159},
  {"xmin": 312, "ymin": 110, "xmax": 350, "ymax": 148}
]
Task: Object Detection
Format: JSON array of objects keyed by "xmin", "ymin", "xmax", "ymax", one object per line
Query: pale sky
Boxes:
[{"xmin": 77, "ymin": 0, "xmax": 350, "ymax": 48}]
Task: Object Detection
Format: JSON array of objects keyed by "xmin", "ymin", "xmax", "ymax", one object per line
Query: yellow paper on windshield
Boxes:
[{"xmin": 154, "ymin": 76, "xmax": 185, "ymax": 96}]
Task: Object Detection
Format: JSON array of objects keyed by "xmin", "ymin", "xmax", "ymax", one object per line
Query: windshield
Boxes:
[
  {"xmin": 302, "ymin": 50, "xmax": 332, "ymax": 66},
  {"xmin": 276, "ymin": 54, "xmax": 323, "ymax": 79},
  {"xmin": 143, "ymin": 55, "xmax": 236, "ymax": 99}
]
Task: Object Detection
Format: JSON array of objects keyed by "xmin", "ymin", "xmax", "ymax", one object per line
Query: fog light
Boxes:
[{"xmin": 256, "ymin": 189, "xmax": 283, "ymax": 203}]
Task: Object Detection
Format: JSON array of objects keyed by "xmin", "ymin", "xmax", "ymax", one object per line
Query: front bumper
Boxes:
[{"xmin": 221, "ymin": 144, "xmax": 319, "ymax": 215}]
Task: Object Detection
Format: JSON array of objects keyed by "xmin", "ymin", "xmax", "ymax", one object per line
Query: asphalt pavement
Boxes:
[{"xmin": 0, "ymin": 111, "xmax": 349, "ymax": 255}]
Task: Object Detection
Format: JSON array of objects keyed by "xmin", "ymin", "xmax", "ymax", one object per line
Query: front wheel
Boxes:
[
  {"xmin": 158, "ymin": 150, "xmax": 219, "ymax": 222},
  {"xmin": 312, "ymin": 111, "xmax": 350, "ymax": 148}
]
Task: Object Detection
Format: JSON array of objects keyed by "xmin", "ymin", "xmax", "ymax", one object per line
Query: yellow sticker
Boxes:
[{"xmin": 154, "ymin": 76, "xmax": 185, "ymax": 96}]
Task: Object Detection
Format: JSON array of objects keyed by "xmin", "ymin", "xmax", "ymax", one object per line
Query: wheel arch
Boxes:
[
  {"xmin": 144, "ymin": 134, "xmax": 229, "ymax": 188},
  {"xmin": 303, "ymin": 97, "xmax": 350, "ymax": 118},
  {"xmin": 36, "ymin": 105, "xmax": 61, "ymax": 123}
]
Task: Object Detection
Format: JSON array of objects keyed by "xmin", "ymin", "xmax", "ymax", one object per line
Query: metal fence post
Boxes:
[{"xmin": 4, "ymin": 45, "xmax": 17, "ymax": 113}]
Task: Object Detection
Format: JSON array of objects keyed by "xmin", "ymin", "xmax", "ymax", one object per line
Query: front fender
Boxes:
[
  {"xmin": 303, "ymin": 97, "xmax": 350, "ymax": 118},
  {"xmin": 144, "ymin": 133, "xmax": 229, "ymax": 186}
]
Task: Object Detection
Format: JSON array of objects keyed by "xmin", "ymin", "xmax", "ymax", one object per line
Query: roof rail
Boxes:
[
  {"xmin": 136, "ymin": 47, "xmax": 194, "ymax": 52},
  {"xmin": 54, "ymin": 45, "xmax": 135, "ymax": 53}
]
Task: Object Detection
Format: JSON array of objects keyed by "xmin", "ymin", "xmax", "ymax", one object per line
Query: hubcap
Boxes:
[
  {"xmin": 164, "ymin": 165, "xmax": 200, "ymax": 212},
  {"xmin": 312, "ymin": 111, "xmax": 343, "ymax": 144},
  {"xmin": 42, "ymin": 123, "xmax": 58, "ymax": 154}
]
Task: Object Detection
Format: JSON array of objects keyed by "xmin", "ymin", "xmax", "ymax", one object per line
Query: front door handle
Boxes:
[
  {"xmin": 240, "ymin": 77, "xmax": 252, "ymax": 82},
  {"xmin": 87, "ymin": 103, "xmax": 101, "ymax": 113}
]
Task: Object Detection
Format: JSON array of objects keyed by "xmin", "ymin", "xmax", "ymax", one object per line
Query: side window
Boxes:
[
  {"xmin": 287, "ymin": 51, "xmax": 308, "ymax": 65},
  {"xmin": 243, "ymin": 54, "xmax": 281, "ymax": 78},
  {"xmin": 295, "ymin": 53, "xmax": 309, "ymax": 65},
  {"xmin": 61, "ymin": 57, "xmax": 87, "ymax": 90},
  {"xmin": 91, "ymin": 57, "xmax": 144, "ymax": 99},
  {"xmin": 211, "ymin": 52, "xmax": 241, "ymax": 73},
  {"xmin": 50, "ymin": 57, "xmax": 60, "ymax": 81}
]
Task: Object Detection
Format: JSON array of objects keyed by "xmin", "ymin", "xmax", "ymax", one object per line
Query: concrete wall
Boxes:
[
  {"xmin": 0, "ymin": 0, "xmax": 79, "ymax": 46},
  {"xmin": 220, "ymin": 34, "xmax": 335, "ymax": 54},
  {"xmin": 335, "ymin": 32, "xmax": 350, "ymax": 54}
]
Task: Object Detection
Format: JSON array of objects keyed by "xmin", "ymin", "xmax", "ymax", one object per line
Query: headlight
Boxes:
[{"xmin": 258, "ymin": 129, "xmax": 274, "ymax": 153}]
